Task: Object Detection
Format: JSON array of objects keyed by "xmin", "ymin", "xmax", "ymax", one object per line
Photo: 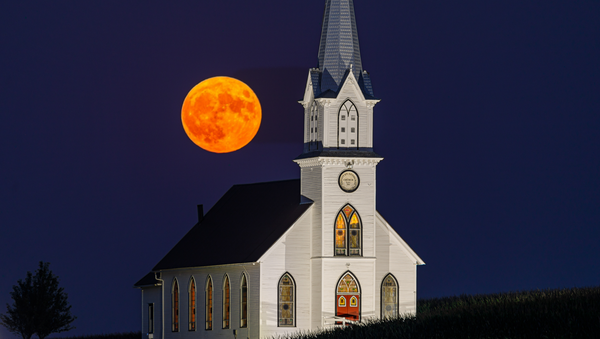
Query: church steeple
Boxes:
[{"xmin": 315, "ymin": 0, "xmax": 374, "ymax": 98}]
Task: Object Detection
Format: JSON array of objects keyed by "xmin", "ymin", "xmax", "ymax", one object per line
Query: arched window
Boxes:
[
  {"xmin": 172, "ymin": 278, "xmax": 179, "ymax": 332},
  {"xmin": 336, "ymin": 272, "xmax": 361, "ymax": 323},
  {"xmin": 381, "ymin": 274, "xmax": 399, "ymax": 318},
  {"xmin": 222, "ymin": 275, "xmax": 230, "ymax": 329},
  {"xmin": 278, "ymin": 273, "xmax": 295, "ymax": 327},
  {"xmin": 188, "ymin": 277, "xmax": 196, "ymax": 331},
  {"xmin": 338, "ymin": 100, "xmax": 358, "ymax": 149},
  {"xmin": 205, "ymin": 276, "xmax": 213, "ymax": 330},
  {"xmin": 334, "ymin": 204, "xmax": 362, "ymax": 256},
  {"xmin": 240, "ymin": 273, "xmax": 248, "ymax": 328}
]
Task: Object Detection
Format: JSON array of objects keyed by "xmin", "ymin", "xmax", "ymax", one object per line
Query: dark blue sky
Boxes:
[{"xmin": 1, "ymin": 0, "xmax": 599, "ymax": 336}]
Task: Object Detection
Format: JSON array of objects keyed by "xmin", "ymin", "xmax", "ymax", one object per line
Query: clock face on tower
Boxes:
[{"xmin": 339, "ymin": 170, "xmax": 360, "ymax": 193}]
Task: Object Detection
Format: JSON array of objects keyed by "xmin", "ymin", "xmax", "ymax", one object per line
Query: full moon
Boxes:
[{"xmin": 181, "ymin": 77, "xmax": 262, "ymax": 153}]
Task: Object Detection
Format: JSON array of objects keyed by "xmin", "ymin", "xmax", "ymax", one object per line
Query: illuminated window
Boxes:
[
  {"xmin": 278, "ymin": 273, "xmax": 295, "ymax": 327},
  {"xmin": 172, "ymin": 279, "xmax": 179, "ymax": 332},
  {"xmin": 222, "ymin": 275, "xmax": 230, "ymax": 329},
  {"xmin": 335, "ymin": 204, "xmax": 362, "ymax": 256},
  {"xmin": 240, "ymin": 274, "xmax": 248, "ymax": 328},
  {"xmin": 381, "ymin": 274, "xmax": 398, "ymax": 318},
  {"xmin": 205, "ymin": 276, "xmax": 213, "ymax": 330},
  {"xmin": 189, "ymin": 277, "xmax": 196, "ymax": 331}
]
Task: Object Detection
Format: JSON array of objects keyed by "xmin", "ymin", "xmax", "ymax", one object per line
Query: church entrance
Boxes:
[{"xmin": 336, "ymin": 272, "xmax": 360, "ymax": 324}]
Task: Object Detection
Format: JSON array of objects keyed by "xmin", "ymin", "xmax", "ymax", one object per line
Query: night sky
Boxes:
[{"xmin": 1, "ymin": 0, "xmax": 599, "ymax": 336}]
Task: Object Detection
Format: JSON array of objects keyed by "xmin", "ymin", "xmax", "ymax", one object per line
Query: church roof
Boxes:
[
  {"xmin": 151, "ymin": 179, "xmax": 312, "ymax": 271},
  {"xmin": 313, "ymin": 0, "xmax": 375, "ymax": 99}
]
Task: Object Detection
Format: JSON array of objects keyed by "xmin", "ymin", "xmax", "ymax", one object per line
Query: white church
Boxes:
[{"xmin": 134, "ymin": 0, "xmax": 425, "ymax": 338}]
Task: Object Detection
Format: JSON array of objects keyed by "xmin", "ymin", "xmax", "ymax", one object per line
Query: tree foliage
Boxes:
[{"xmin": 0, "ymin": 262, "xmax": 76, "ymax": 339}]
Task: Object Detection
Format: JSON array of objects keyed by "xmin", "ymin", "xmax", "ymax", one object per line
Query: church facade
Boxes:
[{"xmin": 134, "ymin": 1, "xmax": 424, "ymax": 338}]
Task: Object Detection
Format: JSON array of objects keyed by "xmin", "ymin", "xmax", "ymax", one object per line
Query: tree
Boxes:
[{"xmin": 0, "ymin": 262, "xmax": 76, "ymax": 339}]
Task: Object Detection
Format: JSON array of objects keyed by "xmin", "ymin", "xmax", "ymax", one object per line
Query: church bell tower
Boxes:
[{"xmin": 294, "ymin": 0, "xmax": 383, "ymax": 326}]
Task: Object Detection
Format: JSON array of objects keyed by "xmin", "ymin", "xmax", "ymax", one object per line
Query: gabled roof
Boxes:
[{"xmin": 152, "ymin": 179, "xmax": 312, "ymax": 271}]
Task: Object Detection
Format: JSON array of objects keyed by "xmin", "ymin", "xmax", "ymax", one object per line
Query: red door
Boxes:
[{"xmin": 336, "ymin": 273, "xmax": 360, "ymax": 324}]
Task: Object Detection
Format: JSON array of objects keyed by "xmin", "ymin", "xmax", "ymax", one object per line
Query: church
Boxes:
[{"xmin": 134, "ymin": 1, "xmax": 425, "ymax": 338}]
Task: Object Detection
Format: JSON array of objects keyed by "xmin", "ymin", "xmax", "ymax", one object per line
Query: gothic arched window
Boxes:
[
  {"xmin": 172, "ymin": 278, "xmax": 179, "ymax": 332},
  {"xmin": 381, "ymin": 274, "xmax": 399, "ymax": 318},
  {"xmin": 278, "ymin": 273, "xmax": 295, "ymax": 327},
  {"xmin": 338, "ymin": 100, "xmax": 358, "ymax": 149},
  {"xmin": 188, "ymin": 277, "xmax": 196, "ymax": 331},
  {"xmin": 222, "ymin": 275, "xmax": 230, "ymax": 329},
  {"xmin": 381, "ymin": 273, "xmax": 398, "ymax": 318},
  {"xmin": 205, "ymin": 276, "xmax": 213, "ymax": 330},
  {"xmin": 334, "ymin": 204, "xmax": 362, "ymax": 256},
  {"xmin": 240, "ymin": 273, "xmax": 248, "ymax": 328}
]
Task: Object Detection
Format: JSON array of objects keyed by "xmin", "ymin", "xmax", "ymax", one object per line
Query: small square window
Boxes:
[
  {"xmin": 311, "ymin": 116, "xmax": 313, "ymax": 121},
  {"xmin": 341, "ymin": 139, "xmax": 345, "ymax": 145},
  {"xmin": 341, "ymin": 127, "xmax": 345, "ymax": 132},
  {"xmin": 315, "ymin": 128, "xmax": 317, "ymax": 133},
  {"xmin": 351, "ymin": 127, "xmax": 355, "ymax": 133},
  {"xmin": 341, "ymin": 115, "xmax": 346, "ymax": 121},
  {"xmin": 351, "ymin": 115, "xmax": 355, "ymax": 121},
  {"xmin": 315, "ymin": 115, "xmax": 318, "ymax": 120},
  {"xmin": 351, "ymin": 139, "xmax": 355, "ymax": 145},
  {"xmin": 311, "ymin": 128, "xmax": 313, "ymax": 133}
]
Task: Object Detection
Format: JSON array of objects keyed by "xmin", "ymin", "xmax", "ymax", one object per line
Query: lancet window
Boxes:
[
  {"xmin": 381, "ymin": 274, "xmax": 399, "ymax": 318},
  {"xmin": 172, "ymin": 279, "xmax": 179, "ymax": 332},
  {"xmin": 338, "ymin": 100, "xmax": 358, "ymax": 149},
  {"xmin": 188, "ymin": 277, "xmax": 196, "ymax": 331},
  {"xmin": 240, "ymin": 273, "xmax": 248, "ymax": 328},
  {"xmin": 222, "ymin": 275, "xmax": 230, "ymax": 329},
  {"xmin": 335, "ymin": 204, "xmax": 362, "ymax": 256},
  {"xmin": 278, "ymin": 273, "xmax": 295, "ymax": 327},
  {"xmin": 205, "ymin": 276, "xmax": 213, "ymax": 330}
]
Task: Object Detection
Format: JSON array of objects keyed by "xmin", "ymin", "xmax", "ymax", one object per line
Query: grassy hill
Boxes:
[{"xmin": 281, "ymin": 286, "xmax": 600, "ymax": 339}]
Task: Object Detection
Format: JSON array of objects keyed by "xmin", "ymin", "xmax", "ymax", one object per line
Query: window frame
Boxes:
[
  {"xmin": 277, "ymin": 272, "xmax": 296, "ymax": 327},
  {"xmin": 380, "ymin": 273, "xmax": 399, "ymax": 318},
  {"xmin": 334, "ymin": 204, "xmax": 363, "ymax": 257},
  {"xmin": 205, "ymin": 275, "xmax": 213, "ymax": 330},
  {"xmin": 172, "ymin": 278, "xmax": 179, "ymax": 332},
  {"xmin": 188, "ymin": 277, "xmax": 196, "ymax": 331},
  {"xmin": 222, "ymin": 274, "xmax": 230, "ymax": 329},
  {"xmin": 240, "ymin": 273, "xmax": 248, "ymax": 328}
]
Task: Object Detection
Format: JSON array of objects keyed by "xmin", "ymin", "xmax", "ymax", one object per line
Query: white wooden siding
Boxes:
[
  {"xmin": 140, "ymin": 286, "xmax": 162, "ymax": 339},
  {"xmin": 158, "ymin": 263, "xmax": 260, "ymax": 339},
  {"xmin": 258, "ymin": 208, "xmax": 313, "ymax": 338}
]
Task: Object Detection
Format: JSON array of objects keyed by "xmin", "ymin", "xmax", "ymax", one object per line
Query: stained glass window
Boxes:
[
  {"xmin": 278, "ymin": 273, "xmax": 295, "ymax": 327},
  {"xmin": 335, "ymin": 205, "xmax": 362, "ymax": 256},
  {"xmin": 189, "ymin": 278, "xmax": 196, "ymax": 331},
  {"xmin": 381, "ymin": 274, "xmax": 398, "ymax": 318},
  {"xmin": 337, "ymin": 273, "xmax": 359, "ymax": 293},
  {"xmin": 222, "ymin": 275, "xmax": 230, "ymax": 329},
  {"xmin": 350, "ymin": 296, "xmax": 358, "ymax": 307},
  {"xmin": 240, "ymin": 274, "xmax": 248, "ymax": 328},
  {"xmin": 338, "ymin": 296, "xmax": 346, "ymax": 307},
  {"xmin": 172, "ymin": 279, "xmax": 179, "ymax": 332},
  {"xmin": 205, "ymin": 276, "xmax": 212, "ymax": 330}
]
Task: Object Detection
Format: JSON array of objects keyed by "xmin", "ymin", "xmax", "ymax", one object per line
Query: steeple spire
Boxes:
[{"xmin": 316, "ymin": 0, "xmax": 373, "ymax": 97}]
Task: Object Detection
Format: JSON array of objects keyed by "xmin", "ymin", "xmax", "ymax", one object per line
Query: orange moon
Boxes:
[{"xmin": 181, "ymin": 77, "xmax": 262, "ymax": 153}]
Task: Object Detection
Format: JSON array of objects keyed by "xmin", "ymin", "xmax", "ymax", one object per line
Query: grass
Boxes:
[{"xmin": 276, "ymin": 285, "xmax": 600, "ymax": 339}]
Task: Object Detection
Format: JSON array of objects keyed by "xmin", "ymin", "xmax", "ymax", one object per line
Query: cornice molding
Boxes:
[{"xmin": 294, "ymin": 156, "xmax": 382, "ymax": 168}]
